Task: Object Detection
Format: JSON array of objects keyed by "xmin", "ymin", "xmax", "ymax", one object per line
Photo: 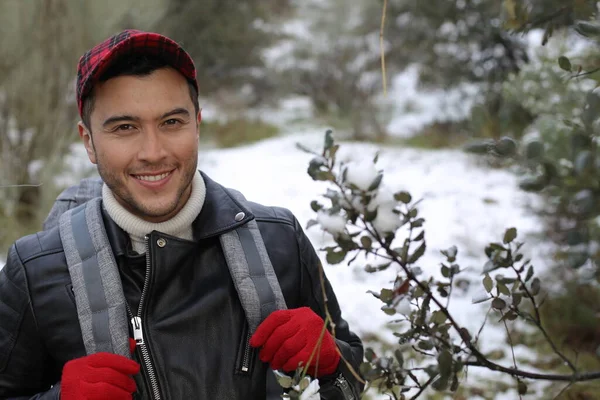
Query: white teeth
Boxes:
[{"xmin": 136, "ymin": 172, "xmax": 170, "ymax": 182}]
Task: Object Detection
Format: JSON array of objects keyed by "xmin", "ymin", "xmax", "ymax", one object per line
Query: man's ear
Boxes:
[
  {"xmin": 196, "ymin": 108, "xmax": 202, "ymax": 136},
  {"xmin": 78, "ymin": 121, "xmax": 97, "ymax": 164}
]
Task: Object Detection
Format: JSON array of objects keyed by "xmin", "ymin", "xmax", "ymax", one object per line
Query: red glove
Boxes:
[
  {"xmin": 250, "ymin": 307, "xmax": 340, "ymax": 377},
  {"xmin": 61, "ymin": 343, "xmax": 140, "ymax": 400}
]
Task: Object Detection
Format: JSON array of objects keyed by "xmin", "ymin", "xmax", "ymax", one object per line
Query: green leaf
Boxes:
[
  {"xmin": 326, "ymin": 249, "xmax": 347, "ymax": 265},
  {"xmin": 373, "ymin": 151, "xmax": 380, "ymax": 164},
  {"xmin": 432, "ymin": 376, "xmax": 449, "ymax": 391},
  {"xmin": 489, "ymin": 243, "xmax": 506, "ymax": 251},
  {"xmin": 379, "ymin": 289, "xmax": 394, "ymax": 302},
  {"xmin": 497, "ymin": 282, "xmax": 510, "ymax": 296},
  {"xmin": 275, "ymin": 373, "xmax": 294, "ymax": 389},
  {"xmin": 500, "ymin": 310, "xmax": 518, "ymax": 321},
  {"xmin": 414, "ymin": 231, "xmax": 425, "ymax": 241},
  {"xmin": 394, "ymin": 191, "xmax": 412, "ymax": 203},
  {"xmin": 503, "ymin": 227, "xmax": 517, "ymax": 244},
  {"xmin": 409, "ymin": 242, "xmax": 427, "ymax": 263},
  {"xmin": 381, "ymin": 306, "xmax": 396, "ymax": 315},
  {"xmin": 441, "ymin": 246, "xmax": 458, "ymax": 262},
  {"xmin": 329, "ymin": 144, "xmax": 339, "ymax": 160},
  {"xmin": 518, "ymin": 176, "xmax": 547, "ymax": 192},
  {"xmin": 310, "ymin": 201, "xmax": 322, "ymax": 212},
  {"xmin": 525, "ymin": 140, "xmax": 544, "ymax": 160},
  {"xmin": 411, "ymin": 218, "xmax": 425, "ymax": 228},
  {"xmin": 365, "ymin": 209, "xmax": 378, "ymax": 222},
  {"xmin": 431, "ymin": 310, "xmax": 447, "ymax": 325},
  {"xmin": 364, "ymin": 348, "xmax": 377, "ymax": 362},
  {"xmin": 525, "ymin": 266, "xmax": 534, "ymax": 282},
  {"xmin": 518, "ymin": 380, "xmax": 528, "ymax": 395},
  {"xmin": 441, "ymin": 265, "xmax": 450, "ymax": 278},
  {"xmin": 359, "ymin": 362, "xmax": 373, "ymax": 377},
  {"xmin": 368, "ymin": 174, "xmax": 384, "ymax": 191},
  {"xmin": 492, "ymin": 298, "xmax": 506, "ymax": 310},
  {"xmin": 530, "ymin": 278, "xmax": 541, "ymax": 296},
  {"xmin": 512, "ymin": 293, "xmax": 522, "ymax": 307},
  {"xmin": 306, "ymin": 219, "xmax": 318, "ymax": 230},
  {"xmin": 574, "ymin": 151, "xmax": 594, "ymax": 176},
  {"xmin": 324, "ymin": 129, "xmax": 334, "ymax": 150},
  {"xmin": 463, "ymin": 139, "xmax": 494, "ymax": 155},
  {"xmin": 494, "ymin": 136, "xmax": 517, "ymax": 157},
  {"xmin": 459, "ymin": 327, "xmax": 472, "ymax": 342},
  {"xmin": 360, "ymin": 236, "xmax": 373, "ymax": 250},
  {"xmin": 418, "ymin": 340, "xmax": 434, "ymax": 351},
  {"xmin": 394, "ymin": 349, "xmax": 404, "ymax": 366},
  {"xmin": 567, "ymin": 251, "xmax": 589, "ymax": 269},
  {"xmin": 558, "ymin": 56, "xmax": 572, "ymax": 72},
  {"xmin": 299, "ymin": 376, "xmax": 310, "ymax": 391},
  {"xmin": 483, "ymin": 274, "xmax": 494, "ymax": 293},
  {"xmin": 438, "ymin": 350, "xmax": 453, "ymax": 379},
  {"xmin": 575, "ymin": 20, "xmax": 600, "ymax": 38},
  {"xmin": 414, "ymin": 285, "xmax": 425, "ymax": 298}
]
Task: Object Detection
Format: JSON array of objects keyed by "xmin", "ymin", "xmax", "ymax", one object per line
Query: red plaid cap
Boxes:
[{"xmin": 76, "ymin": 29, "xmax": 197, "ymax": 116}]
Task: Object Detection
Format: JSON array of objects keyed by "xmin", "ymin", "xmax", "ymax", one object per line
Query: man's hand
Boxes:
[
  {"xmin": 250, "ymin": 307, "xmax": 341, "ymax": 377},
  {"xmin": 61, "ymin": 351, "xmax": 140, "ymax": 400}
]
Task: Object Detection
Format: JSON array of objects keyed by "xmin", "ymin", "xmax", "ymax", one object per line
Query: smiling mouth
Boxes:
[{"xmin": 133, "ymin": 171, "xmax": 173, "ymax": 182}]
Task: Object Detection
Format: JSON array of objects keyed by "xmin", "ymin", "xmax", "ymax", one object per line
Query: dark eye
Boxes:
[
  {"xmin": 116, "ymin": 124, "xmax": 134, "ymax": 131},
  {"xmin": 164, "ymin": 118, "xmax": 181, "ymax": 126}
]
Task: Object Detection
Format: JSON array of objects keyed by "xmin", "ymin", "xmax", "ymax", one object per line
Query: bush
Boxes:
[{"xmin": 200, "ymin": 118, "xmax": 280, "ymax": 148}]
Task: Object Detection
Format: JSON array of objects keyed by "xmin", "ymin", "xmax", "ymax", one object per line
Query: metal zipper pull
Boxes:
[
  {"xmin": 131, "ymin": 316, "xmax": 144, "ymax": 345},
  {"xmin": 335, "ymin": 374, "xmax": 356, "ymax": 400}
]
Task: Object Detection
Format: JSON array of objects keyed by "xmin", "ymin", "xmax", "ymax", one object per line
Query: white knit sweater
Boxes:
[{"xmin": 102, "ymin": 170, "xmax": 206, "ymax": 254}]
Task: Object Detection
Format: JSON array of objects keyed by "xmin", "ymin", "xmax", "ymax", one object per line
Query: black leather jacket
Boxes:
[{"xmin": 0, "ymin": 174, "xmax": 364, "ymax": 399}]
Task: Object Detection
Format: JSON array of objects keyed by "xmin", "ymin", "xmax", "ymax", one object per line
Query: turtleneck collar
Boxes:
[{"xmin": 102, "ymin": 170, "xmax": 206, "ymax": 254}]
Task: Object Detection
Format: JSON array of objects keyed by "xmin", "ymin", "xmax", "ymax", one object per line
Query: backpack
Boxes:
[{"xmin": 44, "ymin": 176, "xmax": 287, "ymax": 396}]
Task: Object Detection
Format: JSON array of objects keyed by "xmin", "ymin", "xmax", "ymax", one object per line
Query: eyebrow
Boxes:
[{"xmin": 102, "ymin": 107, "xmax": 191, "ymax": 128}]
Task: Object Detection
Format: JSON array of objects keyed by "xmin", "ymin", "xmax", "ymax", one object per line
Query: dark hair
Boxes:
[{"xmin": 81, "ymin": 54, "xmax": 199, "ymax": 131}]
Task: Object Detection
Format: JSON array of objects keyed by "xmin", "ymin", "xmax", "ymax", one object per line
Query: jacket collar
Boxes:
[{"xmin": 102, "ymin": 170, "xmax": 255, "ymax": 257}]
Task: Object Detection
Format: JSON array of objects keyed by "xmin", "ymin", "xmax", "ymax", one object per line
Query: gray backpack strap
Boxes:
[
  {"xmin": 220, "ymin": 190, "xmax": 287, "ymax": 332},
  {"xmin": 44, "ymin": 176, "xmax": 103, "ymax": 230},
  {"xmin": 58, "ymin": 197, "xmax": 130, "ymax": 357}
]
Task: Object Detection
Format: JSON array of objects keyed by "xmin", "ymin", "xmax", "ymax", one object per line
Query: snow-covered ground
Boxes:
[{"xmin": 196, "ymin": 131, "xmax": 551, "ymax": 399}]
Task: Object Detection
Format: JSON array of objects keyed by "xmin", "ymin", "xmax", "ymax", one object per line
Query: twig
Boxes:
[
  {"xmin": 0, "ymin": 183, "xmax": 43, "ymax": 188},
  {"xmin": 409, "ymin": 373, "xmax": 438, "ymax": 400},
  {"xmin": 316, "ymin": 258, "xmax": 366, "ymax": 385},
  {"xmin": 463, "ymin": 360, "xmax": 600, "ymax": 382},
  {"xmin": 380, "ymin": 0, "xmax": 388, "ymax": 96},
  {"xmin": 473, "ymin": 307, "xmax": 492, "ymax": 346},
  {"xmin": 511, "ymin": 264, "xmax": 577, "ymax": 373},
  {"xmin": 568, "ymin": 66, "xmax": 600, "ymax": 80},
  {"xmin": 516, "ymin": 6, "xmax": 571, "ymax": 31},
  {"xmin": 500, "ymin": 310, "xmax": 522, "ymax": 400},
  {"xmin": 552, "ymin": 381, "xmax": 575, "ymax": 400},
  {"xmin": 375, "ymin": 230, "xmax": 600, "ymax": 383}
]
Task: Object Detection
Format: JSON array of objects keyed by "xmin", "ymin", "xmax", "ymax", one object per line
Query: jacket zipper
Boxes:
[
  {"xmin": 334, "ymin": 374, "xmax": 356, "ymax": 400},
  {"xmin": 126, "ymin": 235, "xmax": 162, "ymax": 400},
  {"xmin": 241, "ymin": 331, "xmax": 252, "ymax": 373}
]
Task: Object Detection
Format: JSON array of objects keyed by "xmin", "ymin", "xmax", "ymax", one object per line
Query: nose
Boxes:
[{"xmin": 137, "ymin": 127, "xmax": 168, "ymax": 163}]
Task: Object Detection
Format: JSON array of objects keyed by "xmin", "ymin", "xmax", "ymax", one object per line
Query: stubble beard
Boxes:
[{"xmin": 96, "ymin": 155, "xmax": 198, "ymax": 221}]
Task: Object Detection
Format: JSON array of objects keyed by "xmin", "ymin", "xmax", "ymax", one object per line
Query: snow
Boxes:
[
  {"xmin": 0, "ymin": 128, "xmax": 551, "ymax": 397},
  {"xmin": 316, "ymin": 211, "xmax": 346, "ymax": 236},
  {"xmin": 194, "ymin": 131, "xmax": 549, "ymax": 398},
  {"xmin": 344, "ymin": 160, "xmax": 380, "ymax": 191}
]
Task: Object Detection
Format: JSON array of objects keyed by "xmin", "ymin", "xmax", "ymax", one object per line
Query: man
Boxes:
[{"xmin": 0, "ymin": 30, "xmax": 363, "ymax": 399}]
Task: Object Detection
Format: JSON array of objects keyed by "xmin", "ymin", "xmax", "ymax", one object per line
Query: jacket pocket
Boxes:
[{"xmin": 234, "ymin": 322, "xmax": 254, "ymax": 376}]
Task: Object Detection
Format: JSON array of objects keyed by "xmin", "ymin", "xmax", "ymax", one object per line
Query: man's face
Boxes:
[{"xmin": 78, "ymin": 67, "xmax": 200, "ymax": 223}]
